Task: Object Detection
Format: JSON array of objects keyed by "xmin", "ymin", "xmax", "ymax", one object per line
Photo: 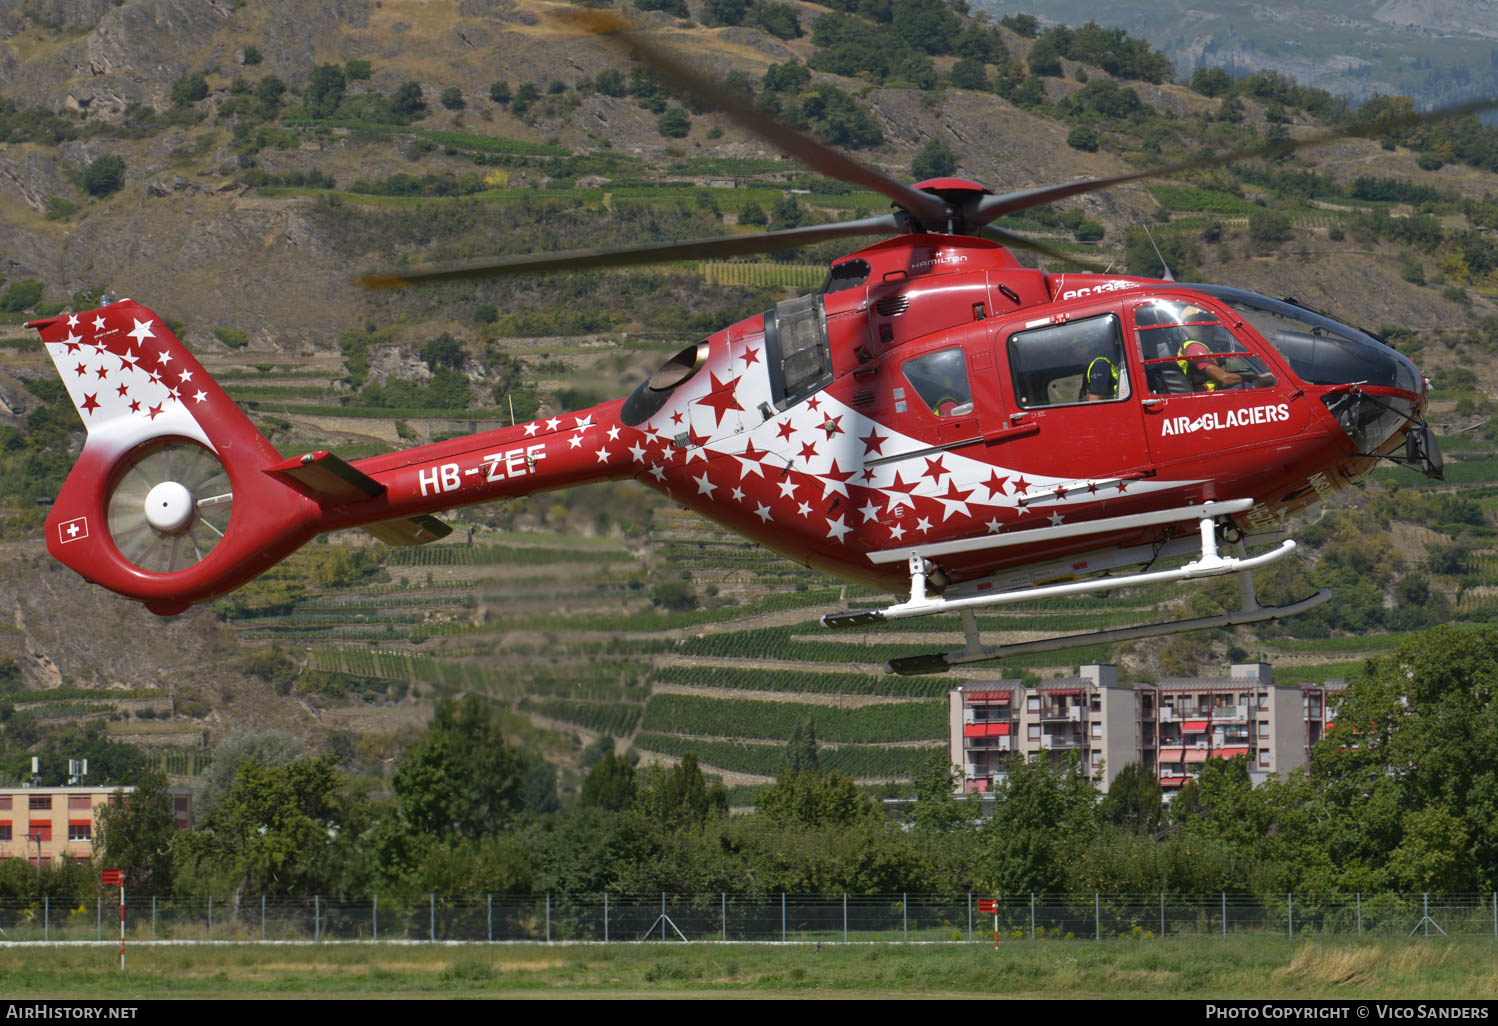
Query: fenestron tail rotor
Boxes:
[{"xmin": 106, "ymin": 442, "xmax": 233, "ymax": 574}]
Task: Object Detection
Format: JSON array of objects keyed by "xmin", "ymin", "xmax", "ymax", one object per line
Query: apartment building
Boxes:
[
  {"xmin": 0, "ymin": 786, "xmax": 193, "ymax": 866},
  {"xmin": 949, "ymin": 664, "xmax": 1344, "ymax": 796}
]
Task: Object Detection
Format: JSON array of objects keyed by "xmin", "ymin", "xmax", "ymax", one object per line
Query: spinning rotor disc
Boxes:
[{"xmin": 106, "ymin": 442, "xmax": 233, "ymax": 574}]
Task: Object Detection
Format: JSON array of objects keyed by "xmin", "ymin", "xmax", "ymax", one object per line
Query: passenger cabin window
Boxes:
[
  {"xmin": 1007, "ymin": 314, "xmax": 1128, "ymax": 408},
  {"xmin": 902, "ymin": 348, "xmax": 973, "ymax": 417},
  {"xmin": 764, "ymin": 294, "xmax": 833, "ymax": 410},
  {"xmin": 1133, "ymin": 301, "xmax": 1275, "ymax": 395}
]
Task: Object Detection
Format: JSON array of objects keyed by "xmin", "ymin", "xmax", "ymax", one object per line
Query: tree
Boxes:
[
  {"xmin": 949, "ymin": 56, "xmax": 988, "ymax": 91},
  {"xmin": 440, "ymin": 86, "xmax": 465, "ymax": 110},
  {"xmin": 580, "ymin": 751, "xmax": 637, "ymax": 811},
  {"xmin": 305, "ymin": 64, "xmax": 346, "ymax": 118},
  {"xmin": 657, "ymin": 106, "xmax": 691, "ymax": 138},
  {"xmin": 756, "ymin": 770, "xmax": 873, "ymax": 827},
  {"xmin": 96, "ymin": 770, "xmax": 176, "ymax": 894},
  {"xmin": 911, "ymin": 138, "xmax": 956, "ymax": 180},
  {"xmin": 172, "ymin": 755, "xmax": 361, "ymax": 898},
  {"xmin": 977, "ymin": 755, "xmax": 1098, "ymax": 894},
  {"xmin": 1066, "ymin": 123, "xmax": 1100, "ymax": 152},
  {"xmin": 390, "ymin": 81, "xmax": 426, "ymax": 120},
  {"xmin": 1248, "ymin": 208, "xmax": 1293, "ymax": 248},
  {"xmin": 738, "ymin": 200, "xmax": 768, "ymax": 226},
  {"xmin": 785, "ymin": 719, "xmax": 819, "ymax": 773},
  {"xmin": 701, "ymin": 0, "xmax": 748, "ymax": 26},
  {"xmin": 909, "ymin": 749, "xmax": 964, "ymax": 833},
  {"xmin": 170, "ymin": 72, "xmax": 208, "ymax": 106},
  {"xmin": 82, "ymin": 155, "xmax": 126, "ymax": 197},
  {"xmin": 637, "ymin": 753, "xmax": 727, "ymax": 829},
  {"xmin": 393, "ymin": 696, "xmax": 529, "ymax": 840},
  {"xmin": 196, "ymin": 730, "xmax": 306, "ymax": 818},
  {"xmin": 1189, "ymin": 66, "xmax": 1232, "ymax": 97},
  {"xmin": 489, "ymin": 81, "xmax": 511, "ymax": 104},
  {"xmin": 1098, "ymin": 763, "xmax": 1161, "ymax": 833}
]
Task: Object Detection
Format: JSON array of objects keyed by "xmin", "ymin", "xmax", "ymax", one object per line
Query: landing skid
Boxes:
[{"xmin": 823, "ymin": 509, "xmax": 1330, "ymax": 675}]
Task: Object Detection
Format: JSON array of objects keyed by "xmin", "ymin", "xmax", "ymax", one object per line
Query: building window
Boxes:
[
  {"xmin": 0, "ymin": 823, "xmax": 10, "ymax": 841},
  {"xmin": 1258, "ymin": 694, "xmax": 1269, "ymax": 709},
  {"xmin": 0, "ymin": 796, "xmax": 11, "ymax": 811},
  {"xmin": 1026, "ymin": 696, "xmax": 1039, "ymax": 713},
  {"xmin": 67, "ymin": 822, "xmax": 91, "ymax": 842},
  {"xmin": 28, "ymin": 795, "xmax": 51, "ymax": 811},
  {"xmin": 68, "ymin": 795, "xmax": 91, "ymax": 811},
  {"xmin": 1259, "ymin": 749, "xmax": 1271, "ymax": 767},
  {"xmin": 28, "ymin": 823, "xmax": 52, "ymax": 843},
  {"xmin": 1091, "ymin": 722, "xmax": 1103, "ymax": 739},
  {"xmin": 174, "ymin": 797, "xmax": 190, "ymax": 814},
  {"xmin": 1258, "ymin": 720, "xmax": 1270, "ymax": 737},
  {"xmin": 1027, "ymin": 724, "xmax": 1040, "ymax": 741}
]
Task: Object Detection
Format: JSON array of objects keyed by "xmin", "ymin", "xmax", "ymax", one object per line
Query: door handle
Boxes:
[{"xmin": 1141, "ymin": 398, "xmax": 1167, "ymax": 412}]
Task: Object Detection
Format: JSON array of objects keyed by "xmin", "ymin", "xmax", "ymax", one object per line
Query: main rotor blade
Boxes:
[
  {"xmin": 557, "ymin": 8, "xmax": 952, "ymax": 229},
  {"xmin": 360, "ymin": 213, "xmax": 906, "ymax": 287},
  {"xmin": 980, "ymin": 226, "xmax": 1109, "ymax": 273},
  {"xmin": 967, "ymin": 92, "xmax": 1498, "ymax": 227}
]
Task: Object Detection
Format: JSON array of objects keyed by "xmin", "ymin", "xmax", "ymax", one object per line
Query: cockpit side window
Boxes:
[
  {"xmin": 1133, "ymin": 300, "xmax": 1275, "ymax": 395},
  {"xmin": 1007, "ymin": 314, "xmax": 1129, "ymax": 408},
  {"xmin": 902, "ymin": 348, "xmax": 973, "ymax": 417}
]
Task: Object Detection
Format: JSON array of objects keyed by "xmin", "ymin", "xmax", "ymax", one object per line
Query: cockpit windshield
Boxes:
[{"xmin": 1183, "ymin": 284, "xmax": 1423, "ymax": 394}]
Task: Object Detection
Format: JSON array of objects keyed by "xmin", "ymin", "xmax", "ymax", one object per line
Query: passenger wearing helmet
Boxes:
[{"xmin": 1177, "ymin": 337, "xmax": 1254, "ymax": 391}]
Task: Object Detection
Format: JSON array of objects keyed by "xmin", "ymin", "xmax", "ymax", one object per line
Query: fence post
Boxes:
[
  {"xmin": 44, "ymin": 896, "xmax": 48, "ymax": 942},
  {"xmin": 968, "ymin": 892, "xmax": 972, "ymax": 942},
  {"xmin": 1160, "ymin": 892, "xmax": 1165, "ymax": 939},
  {"xmin": 603, "ymin": 892, "xmax": 608, "ymax": 943},
  {"xmin": 429, "ymin": 893, "xmax": 435, "ymax": 943},
  {"xmin": 721, "ymin": 893, "xmax": 726, "ymax": 943},
  {"xmin": 151, "ymin": 895, "xmax": 156, "ymax": 941},
  {"xmin": 1029, "ymin": 893, "xmax": 1035, "ymax": 940},
  {"xmin": 1095, "ymin": 893, "xmax": 1100, "ymax": 943},
  {"xmin": 781, "ymin": 892, "xmax": 786, "ymax": 943},
  {"xmin": 207, "ymin": 895, "xmax": 212, "ymax": 941},
  {"xmin": 1493, "ymin": 892, "xmax": 1496, "ymax": 940},
  {"xmin": 1287, "ymin": 893, "xmax": 1293, "ymax": 939},
  {"xmin": 1222, "ymin": 892, "xmax": 1226, "ymax": 937},
  {"xmin": 487, "ymin": 894, "xmax": 493, "ymax": 943},
  {"xmin": 903, "ymin": 892, "xmax": 908, "ymax": 942},
  {"xmin": 1357, "ymin": 893, "xmax": 1361, "ymax": 938},
  {"xmin": 261, "ymin": 895, "xmax": 266, "ymax": 941},
  {"xmin": 1423, "ymin": 893, "xmax": 1430, "ymax": 938},
  {"xmin": 315, "ymin": 895, "xmax": 321, "ymax": 942},
  {"xmin": 373, "ymin": 895, "xmax": 378, "ymax": 943},
  {"xmin": 843, "ymin": 893, "xmax": 848, "ymax": 943},
  {"xmin": 97, "ymin": 896, "xmax": 102, "ymax": 941},
  {"xmin": 546, "ymin": 894, "xmax": 551, "ymax": 943}
]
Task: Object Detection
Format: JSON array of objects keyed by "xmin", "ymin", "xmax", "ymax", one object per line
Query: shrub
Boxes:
[
  {"xmin": 242, "ymin": 45, "xmax": 263, "ymax": 66},
  {"xmin": 170, "ymin": 72, "xmax": 208, "ymax": 106},
  {"xmin": 911, "ymin": 138, "xmax": 956, "ymax": 180},
  {"xmin": 213, "ymin": 327, "xmax": 249, "ymax": 349},
  {"xmin": 489, "ymin": 81, "xmax": 511, "ymax": 104},
  {"xmin": 440, "ymin": 86, "xmax": 465, "ymax": 111},
  {"xmin": 0, "ymin": 280, "xmax": 44, "ymax": 312},
  {"xmin": 345, "ymin": 59, "xmax": 371, "ymax": 80},
  {"xmin": 657, "ymin": 107, "xmax": 690, "ymax": 138},
  {"xmin": 1066, "ymin": 123, "xmax": 1100, "ymax": 152},
  {"xmin": 82, "ymin": 154, "xmax": 126, "ymax": 197}
]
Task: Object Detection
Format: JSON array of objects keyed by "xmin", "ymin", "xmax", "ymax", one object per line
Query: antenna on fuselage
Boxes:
[{"xmin": 1141, "ymin": 223, "xmax": 1175, "ymax": 282}]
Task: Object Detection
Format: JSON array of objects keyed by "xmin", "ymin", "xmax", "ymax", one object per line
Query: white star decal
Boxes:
[
  {"xmin": 568, "ymin": 434, "xmax": 584, "ymax": 449},
  {"xmin": 574, "ymin": 414, "xmax": 593, "ymax": 431},
  {"xmin": 524, "ymin": 422, "xmax": 539, "ymax": 436},
  {"xmin": 607, "ymin": 425, "xmax": 620, "ymax": 441},
  {"xmin": 889, "ymin": 522, "xmax": 906, "ymax": 540},
  {"xmin": 628, "ymin": 443, "xmax": 648, "ymax": 462},
  {"xmin": 858, "ymin": 500, "xmax": 881, "ymax": 523},
  {"xmin": 796, "ymin": 501, "xmax": 813, "ymax": 517},
  {"xmin": 694, "ymin": 472, "xmax": 717, "ymax": 498},
  {"xmin": 128, "ymin": 319, "xmax": 155, "ymax": 346},
  {"xmin": 545, "ymin": 417, "xmax": 561, "ymax": 431},
  {"xmin": 754, "ymin": 503, "xmax": 773, "ymax": 522},
  {"xmin": 595, "ymin": 447, "xmax": 611, "ymax": 464},
  {"xmin": 825, "ymin": 515, "xmax": 851, "ymax": 542},
  {"xmin": 986, "ymin": 518, "xmax": 1002, "ymax": 534},
  {"xmin": 915, "ymin": 517, "xmax": 933, "ymax": 533},
  {"xmin": 649, "ymin": 464, "xmax": 667, "ymax": 481},
  {"xmin": 777, "ymin": 479, "xmax": 798, "ymax": 499},
  {"xmin": 731, "ymin": 487, "xmax": 745, "ymax": 502},
  {"xmin": 178, "ymin": 369, "xmax": 193, "ymax": 383},
  {"xmin": 193, "ymin": 390, "xmax": 208, "ymax": 404},
  {"xmin": 92, "ymin": 315, "xmax": 105, "ymax": 331},
  {"xmin": 62, "ymin": 331, "xmax": 81, "ymax": 349},
  {"xmin": 122, "ymin": 349, "xmax": 138, "ymax": 365},
  {"xmin": 66, "ymin": 314, "xmax": 78, "ymax": 328},
  {"xmin": 1049, "ymin": 512, "xmax": 1065, "ymax": 526},
  {"xmin": 934, "ymin": 492, "xmax": 973, "ymax": 522},
  {"xmin": 157, "ymin": 349, "xmax": 173, "ymax": 366}
]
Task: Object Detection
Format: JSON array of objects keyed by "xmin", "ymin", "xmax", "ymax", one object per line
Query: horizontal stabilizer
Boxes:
[
  {"xmin": 266, "ymin": 451, "xmax": 384, "ymax": 502},
  {"xmin": 362, "ymin": 514, "xmax": 453, "ymax": 547}
]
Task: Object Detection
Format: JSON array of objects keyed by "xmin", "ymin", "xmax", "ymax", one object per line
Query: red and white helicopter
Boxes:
[{"xmin": 28, "ymin": 21, "xmax": 1450, "ymax": 674}]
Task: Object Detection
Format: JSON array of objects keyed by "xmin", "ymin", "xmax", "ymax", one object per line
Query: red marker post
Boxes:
[
  {"xmin": 101, "ymin": 870, "xmax": 125, "ymax": 971},
  {"xmin": 977, "ymin": 898, "xmax": 998, "ymax": 948}
]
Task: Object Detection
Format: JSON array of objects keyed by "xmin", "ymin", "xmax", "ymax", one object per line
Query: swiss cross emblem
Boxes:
[{"xmin": 58, "ymin": 517, "xmax": 88, "ymax": 544}]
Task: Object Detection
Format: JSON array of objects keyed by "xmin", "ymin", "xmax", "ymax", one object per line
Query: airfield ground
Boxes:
[{"xmin": 1, "ymin": 938, "xmax": 1496, "ymax": 999}]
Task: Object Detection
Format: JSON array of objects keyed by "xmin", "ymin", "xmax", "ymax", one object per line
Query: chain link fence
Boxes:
[{"xmin": 0, "ymin": 893, "xmax": 1492, "ymax": 943}]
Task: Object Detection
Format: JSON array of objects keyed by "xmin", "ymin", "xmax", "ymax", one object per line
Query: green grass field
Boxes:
[{"xmin": 3, "ymin": 939, "xmax": 1495, "ymax": 998}]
